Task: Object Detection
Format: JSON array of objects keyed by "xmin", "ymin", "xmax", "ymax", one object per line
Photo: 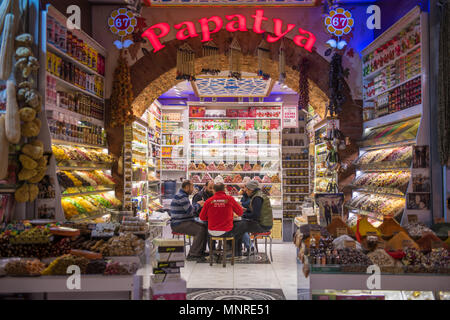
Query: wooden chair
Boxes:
[
  {"xmin": 172, "ymin": 232, "xmax": 191, "ymax": 257},
  {"xmin": 209, "ymin": 236, "xmax": 235, "ymax": 267},
  {"xmin": 250, "ymin": 232, "xmax": 273, "ymax": 262}
]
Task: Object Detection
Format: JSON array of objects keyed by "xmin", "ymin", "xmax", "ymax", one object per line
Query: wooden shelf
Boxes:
[
  {"xmin": 47, "ymin": 43, "xmax": 104, "ymax": 78},
  {"xmin": 52, "ymin": 139, "xmax": 107, "ymax": 149}
]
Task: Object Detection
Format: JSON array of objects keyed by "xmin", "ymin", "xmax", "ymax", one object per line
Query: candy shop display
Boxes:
[
  {"xmin": 47, "ymin": 110, "xmax": 106, "ymax": 146},
  {"xmin": 354, "ymin": 146, "xmax": 413, "ymax": 169},
  {"xmin": 351, "ymin": 171, "xmax": 410, "ymax": 195},
  {"xmin": 47, "ymin": 15, "xmax": 105, "ymax": 76},
  {"xmin": 4, "ymin": 259, "xmax": 45, "ymax": 276},
  {"xmin": 52, "ymin": 144, "xmax": 113, "ymax": 165},
  {"xmin": 362, "ymin": 16, "xmax": 422, "ymax": 121},
  {"xmin": 347, "ymin": 193, "xmax": 405, "ymax": 217},
  {"xmin": 42, "ymin": 254, "xmax": 89, "ymax": 275}
]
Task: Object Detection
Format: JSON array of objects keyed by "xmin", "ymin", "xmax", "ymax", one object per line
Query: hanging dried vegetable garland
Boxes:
[
  {"xmin": 257, "ymin": 38, "xmax": 270, "ymax": 80},
  {"xmin": 326, "ymin": 53, "xmax": 346, "ymax": 118},
  {"xmin": 176, "ymin": 43, "xmax": 196, "ymax": 81},
  {"xmin": 201, "ymin": 41, "xmax": 220, "ymax": 75},
  {"xmin": 278, "ymin": 40, "xmax": 286, "ymax": 83},
  {"xmin": 110, "ymin": 52, "xmax": 134, "ymax": 127},
  {"xmin": 228, "ymin": 37, "xmax": 242, "ymax": 79},
  {"xmin": 298, "ymin": 58, "xmax": 309, "ymax": 110}
]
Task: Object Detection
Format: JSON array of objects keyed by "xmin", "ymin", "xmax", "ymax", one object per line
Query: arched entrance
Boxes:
[{"xmin": 109, "ymin": 30, "xmax": 362, "ymax": 200}]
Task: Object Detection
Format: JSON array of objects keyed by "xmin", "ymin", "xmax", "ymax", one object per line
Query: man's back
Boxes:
[{"xmin": 200, "ymin": 191, "xmax": 243, "ymax": 232}]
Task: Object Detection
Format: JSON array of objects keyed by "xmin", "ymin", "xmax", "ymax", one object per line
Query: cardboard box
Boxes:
[
  {"xmin": 152, "ymin": 260, "xmax": 185, "ymax": 268},
  {"xmin": 153, "ymin": 238, "xmax": 184, "ymax": 247},
  {"xmin": 151, "ymin": 274, "xmax": 181, "ymax": 283},
  {"xmin": 151, "ymin": 279, "xmax": 187, "ymax": 300},
  {"xmin": 156, "ymin": 251, "xmax": 185, "ymax": 262},
  {"xmin": 153, "ymin": 267, "xmax": 181, "ymax": 275}
]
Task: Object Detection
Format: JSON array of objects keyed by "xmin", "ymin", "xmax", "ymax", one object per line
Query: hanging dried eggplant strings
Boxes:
[
  {"xmin": 176, "ymin": 43, "xmax": 195, "ymax": 81},
  {"xmin": 229, "ymin": 37, "xmax": 242, "ymax": 79},
  {"xmin": 257, "ymin": 38, "xmax": 270, "ymax": 80},
  {"xmin": 279, "ymin": 40, "xmax": 286, "ymax": 83},
  {"xmin": 201, "ymin": 41, "xmax": 220, "ymax": 75},
  {"xmin": 298, "ymin": 58, "xmax": 309, "ymax": 110}
]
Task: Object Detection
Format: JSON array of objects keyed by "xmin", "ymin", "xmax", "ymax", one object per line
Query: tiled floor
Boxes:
[{"xmin": 182, "ymin": 243, "xmax": 303, "ymax": 300}]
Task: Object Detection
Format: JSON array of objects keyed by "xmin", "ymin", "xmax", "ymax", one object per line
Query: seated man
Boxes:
[
  {"xmin": 233, "ymin": 180, "xmax": 273, "ymax": 256},
  {"xmin": 199, "ymin": 183, "xmax": 243, "ymax": 239},
  {"xmin": 192, "ymin": 180, "xmax": 215, "ymax": 215},
  {"xmin": 169, "ymin": 180, "xmax": 207, "ymax": 261},
  {"xmin": 239, "ymin": 186, "xmax": 254, "ymax": 255}
]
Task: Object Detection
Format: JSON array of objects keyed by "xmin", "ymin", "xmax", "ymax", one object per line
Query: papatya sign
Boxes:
[{"xmin": 141, "ymin": 9, "xmax": 316, "ymax": 53}]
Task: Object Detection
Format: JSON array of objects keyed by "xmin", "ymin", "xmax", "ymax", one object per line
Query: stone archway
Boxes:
[
  {"xmin": 130, "ymin": 30, "xmax": 334, "ymax": 118},
  {"xmin": 109, "ymin": 30, "xmax": 362, "ymax": 202}
]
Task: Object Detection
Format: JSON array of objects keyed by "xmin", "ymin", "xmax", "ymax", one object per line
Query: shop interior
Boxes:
[{"xmin": 0, "ymin": 0, "xmax": 449, "ymax": 300}]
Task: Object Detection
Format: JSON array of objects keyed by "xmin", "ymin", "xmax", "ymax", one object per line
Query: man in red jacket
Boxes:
[{"xmin": 199, "ymin": 183, "xmax": 243, "ymax": 237}]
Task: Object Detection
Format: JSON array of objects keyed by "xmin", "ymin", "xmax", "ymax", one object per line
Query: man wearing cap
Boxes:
[{"xmin": 233, "ymin": 180, "xmax": 273, "ymax": 256}]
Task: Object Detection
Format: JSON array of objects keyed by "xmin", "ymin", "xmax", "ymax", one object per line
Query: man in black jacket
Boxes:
[{"xmin": 192, "ymin": 180, "xmax": 215, "ymax": 215}]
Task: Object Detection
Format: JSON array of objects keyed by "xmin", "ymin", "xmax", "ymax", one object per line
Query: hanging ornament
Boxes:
[
  {"xmin": 110, "ymin": 51, "xmax": 134, "ymax": 127},
  {"xmin": 176, "ymin": 43, "xmax": 196, "ymax": 81},
  {"xmin": 278, "ymin": 40, "xmax": 286, "ymax": 83},
  {"xmin": 298, "ymin": 58, "xmax": 309, "ymax": 110},
  {"xmin": 201, "ymin": 41, "xmax": 220, "ymax": 75},
  {"xmin": 326, "ymin": 53, "xmax": 346, "ymax": 118},
  {"xmin": 257, "ymin": 37, "xmax": 271, "ymax": 80},
  {"xmin": 228, "ymin": 37, "xmax": 242, "ymax": 80}
]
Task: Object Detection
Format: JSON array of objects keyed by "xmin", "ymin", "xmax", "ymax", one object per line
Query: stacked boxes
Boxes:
[{"xmin": 150, "ymin": 238, "xmax": 186, "ymax": 300}]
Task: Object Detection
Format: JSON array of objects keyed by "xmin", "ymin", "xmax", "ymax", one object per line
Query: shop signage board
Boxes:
[
  {"xmin": 283, "ymin": 106, "xmax": 298, "ymax": 128},
  {"xmin": 108, "ymin": 8, "xmax": 137, "ymax": 37},
  {"xmin": 324, "ymin": 8, "xmax": 354, "ymax": 37},
  {"xmin": 141, "ymin": 9, "xmax": 316, "ymax": 53}
]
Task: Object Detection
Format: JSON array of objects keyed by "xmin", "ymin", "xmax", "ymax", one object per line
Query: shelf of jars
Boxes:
[
  {"xmin": 187, "ymin": 105, "xmax": 283, "ymax": 207},
  {"xmin": 362, "ymin": 7, "xmax": 427, "ymax": 133}
]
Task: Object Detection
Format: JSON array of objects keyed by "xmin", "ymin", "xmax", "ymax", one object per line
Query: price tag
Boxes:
[
  {"xmin": 336, "ymin": 227, "xmax": 348, "ymax": 237},
  {"xmin": 408, "ymin": 215, "xmax": 418, "ymax": 223},
  {"xmin": 310, "ymin": 230, "xmax": 321, "ymax": 239},
  {"xmin": 307, "ymin": 215, "xmax": 318, "ymax": 225},
  {"xmin": 402, "ymin": 240, "xmax": 414, "ymax": 249},
  {"xmin": 344, "ymin": 240, "xmax": 356, "ymax": 249}
]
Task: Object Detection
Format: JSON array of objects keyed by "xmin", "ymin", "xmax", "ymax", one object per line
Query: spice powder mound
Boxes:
[
  {"xmin": 416, "ymin": 232, "xmax": 448, "ymax": 252},
  {"xmin": 386, "ymin": 231, "xmax": 419, "ymax": 251},
  {"xmin": 378, "ymin": 218, "xmax": 406, "ymax": 238},
  {"xmin": 351, "ymin": 217, "xmax": 381, "ymax": 236},
  {"xmin": 326, "ymin": 217, "xmax": 353, "ymax": 237}
]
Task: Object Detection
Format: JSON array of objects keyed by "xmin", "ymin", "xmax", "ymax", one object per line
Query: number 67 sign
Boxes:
[
  {"xmin": 108, "ymin": 8, "xmax": 137, "ymax": 37},
  {"xmin": 324, "ymin": 7, "xmax": 354, "ymax": 37}
]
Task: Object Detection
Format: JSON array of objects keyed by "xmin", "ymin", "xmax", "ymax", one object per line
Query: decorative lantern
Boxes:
[
  {"xmin": 228, "ymin": 37, "xmax": 242, "ymax": 79},
  {"xmin": 257, "ymin": 38, "xmax": 271, "ymax": 80},
  {"xmin": 201, "ymin": 41, "xmax": 220, "ymax": 75},
  {"xmin": 278, "ymin": 40, "xmax": 286, "ymax": 83},
  {"xmin": 176, "ymin": 43, "xmax": 196, "ymax": 81}
]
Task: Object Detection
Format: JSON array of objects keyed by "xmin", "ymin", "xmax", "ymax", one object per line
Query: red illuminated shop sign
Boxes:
[{"xmin": 141, "ymin": 9, "xmax": 316, "ymax": 53}]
